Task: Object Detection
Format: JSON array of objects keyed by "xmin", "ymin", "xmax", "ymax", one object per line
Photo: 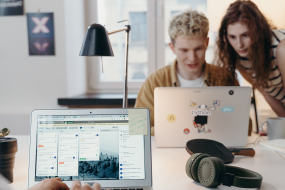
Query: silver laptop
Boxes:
[
  {"xmin": 28, "ymin": 109, "xmax": 152, "ymax": 190},
  {"xmin": 154, "ymin": 87, "xmax": 251, "ymax": 148}
]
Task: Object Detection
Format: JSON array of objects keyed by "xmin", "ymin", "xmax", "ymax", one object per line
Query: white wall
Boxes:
[
  {"xmin": 64, "ymin": 0, "xmax": 88, "ymax": 97},
  {"xmin": 0, "ymin": 0, "xmax": 87, "ymax": 135}
]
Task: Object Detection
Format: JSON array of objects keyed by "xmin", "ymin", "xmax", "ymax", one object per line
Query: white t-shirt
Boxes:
[
  {"xmin": 177, "ymin": 72, "xmax": 206, "ymax": 87},
  {"xmin": 0, "ymin": 174, "xmax": 12, "ymax": 190}
]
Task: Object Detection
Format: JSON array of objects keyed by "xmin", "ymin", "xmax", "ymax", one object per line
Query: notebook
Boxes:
[
  {"xmin": 28, "ymin": 109, "xmax": 152, "ymax": 190},
  {"xmin": 154, "ymin": 87, "xmax": 251, "ymax": 147}
]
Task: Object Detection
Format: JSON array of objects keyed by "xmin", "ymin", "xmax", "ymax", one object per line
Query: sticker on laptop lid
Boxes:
[
  {"xmin": 213, "ymin": 100, "xmax": 220, "ymax": 106},
  {"xmin": 128, "ymin": 109, "xmax": 148, "ymax": 135},
  {"xmin": 207, "ymin": 106, "xmax": 216, "ymax": 111},
  {"xmin": 221, "ymin": 107, "xmax": 234, "ymax": 113},
  {"xmin": 190, "ymin": 102, "xmax": 219, "ymax": 133},
  {"xmin": 184, "ymin": 128, "xmax": 190, "ymax": 134},
  {"xmin": 193, "ymin": 116, "xmax": 211, "ymax": 133},
  {"xmin": 190, "ymin": 101, "xmax": 196, "ymax": 107},
  {"xmin": 191, "ymin": 104, "xmax": 211, "ymax": 116},
  {"xmin": 167, "ymin": 114, "xmax": 176, "ymax": 123}
]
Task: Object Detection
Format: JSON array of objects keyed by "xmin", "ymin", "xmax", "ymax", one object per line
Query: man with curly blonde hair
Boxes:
[{"xmin": 135, "ymin": 9, "xmax": 240, "ymax": 135}]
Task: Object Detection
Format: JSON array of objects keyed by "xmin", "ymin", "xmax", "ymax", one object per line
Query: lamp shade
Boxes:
[{"xmin": 79, "ymin": 23, "xmax": 114, "ymax": 56}]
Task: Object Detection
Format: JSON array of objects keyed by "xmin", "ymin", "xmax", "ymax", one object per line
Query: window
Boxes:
[
  {"xmin": 88, "ymin": 0, "xmax": 285, "ymax": 94},
  {"xmin": 157, "ymin": 0, "xmax": 211, "ymax": 68},
  {"xmin": 129, "ymin": 12, "xmax": 147, "ymax": 44},
  {"xmin": 89, "ymin": 0, "xmax": 153, "ymax": 93},
  {"xmin": 88, "ymin": 0, "xmax": 217, "ymax": 93}
]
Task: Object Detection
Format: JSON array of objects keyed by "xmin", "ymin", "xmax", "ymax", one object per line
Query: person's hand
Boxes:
[
  {"xmin": 70, "ymin": 180, "xmax": 101, "ymax": 190},
  {"xmin": 28, "ymin": 177, "xmax": 69, "ymax": 190}
]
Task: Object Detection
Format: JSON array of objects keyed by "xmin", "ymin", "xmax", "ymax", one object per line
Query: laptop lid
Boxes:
[
  {"xmin": 28, "ymin": 108, "xmax": 152, "ymax": 189},
  {"xmin": 154, "ymin": 87, "xmax": 251, "ymax": 147}
]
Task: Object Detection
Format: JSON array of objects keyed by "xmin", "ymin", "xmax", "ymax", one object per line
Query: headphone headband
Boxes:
[{"xmin": 217, "ymin": 165, "xmax": 262, "ymax": 188}]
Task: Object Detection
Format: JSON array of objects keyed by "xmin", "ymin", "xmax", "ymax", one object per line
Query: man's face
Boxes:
[{"xmin": 169, "ymin": 36, "xmax": 209, "ymax": 78}]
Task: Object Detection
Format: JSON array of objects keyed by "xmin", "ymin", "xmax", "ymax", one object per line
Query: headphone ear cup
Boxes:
[
  {"xmin": 185, "ymin": 153, "xmax": 210, "ymax": 182},
  {"xmin": 197, "ymin": 157, "xmax": 226, "ymax": 187},
  {"xmin": 215, "ymin": 157, "xmax": 226, "ymax": 174},
  {"xmin": 211, "ymin": 157, "xmax": 226, "ymax": 187}
]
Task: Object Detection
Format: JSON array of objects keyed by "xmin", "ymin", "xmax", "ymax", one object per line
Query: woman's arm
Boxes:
[
  {"xmin": 260, "ymin": 91, "xmax": 285, "ymax": 117},
  {"xmin": 271, "ymin": 38, "xmax": 285, "ymax": 117},
  {"xmin": 236, "ymin": 62, "xmax": 285, "ymax": 117},
  {"xmin": 276, "ymin": 38, "xmax": 285, "ymax": 98}
]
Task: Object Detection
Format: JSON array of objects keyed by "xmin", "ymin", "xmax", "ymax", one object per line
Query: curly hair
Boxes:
[
  {"xmin": 215, "ymin": 0, "xmax": 273, "ymax": 88},
  {"xmin": 168, "ymin": 9, "xmax": 209, "ymax": 44}
]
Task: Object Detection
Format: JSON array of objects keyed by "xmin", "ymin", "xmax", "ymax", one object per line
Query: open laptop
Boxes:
[
  {"xmin": 28, "ymin": 109, "xmax": 152, "ymax": 190},
  {"xmin": 154, "ymin": 87, "xmax": 251, "ymax": 148}
]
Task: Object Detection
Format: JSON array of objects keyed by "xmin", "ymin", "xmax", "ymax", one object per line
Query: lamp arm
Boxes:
[
  {"xmin": 122, "ymin": 29, "xmax": 129, "ymax": 108},
  {"xmin": 106, "ymin": 25, "xmax": 131, "ymax": 108},
  {"xmin": 108, "ymin": 25, "xmax": 130, "ymax": 35}
]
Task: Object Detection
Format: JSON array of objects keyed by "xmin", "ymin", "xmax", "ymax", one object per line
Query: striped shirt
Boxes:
[{"xmin": 240, "ymin": 29, "xmax": 285, "ymax": 104}]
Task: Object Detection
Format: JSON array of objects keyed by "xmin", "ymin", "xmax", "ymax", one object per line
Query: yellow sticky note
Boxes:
[{"xmin": 128, "ymin": 109, "xmax": 148, "ymax": 135}]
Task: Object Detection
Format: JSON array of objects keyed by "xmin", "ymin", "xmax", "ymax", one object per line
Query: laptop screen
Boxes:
[{"xmin": 35, "ymin": 114, "xmax": 145, "ymax": 181}]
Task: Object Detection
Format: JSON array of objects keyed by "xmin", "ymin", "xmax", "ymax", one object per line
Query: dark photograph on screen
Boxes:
[
  {"xmin": 26, "ymin": 13, "xmax": 55, "ymax": 55},
  {"xmin": 78, "ymin": 131, "xmax": 119, "ymax": 180}
]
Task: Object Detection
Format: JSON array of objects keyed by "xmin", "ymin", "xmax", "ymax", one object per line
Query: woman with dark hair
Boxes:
[{"xmin": 216, "ymin": 0, "xmax": 285, "ymax": 117}]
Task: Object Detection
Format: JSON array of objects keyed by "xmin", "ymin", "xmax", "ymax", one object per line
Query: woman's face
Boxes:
[{"xmin": 227, "ymin": 21, "xmax": 252, "ymax": 58}]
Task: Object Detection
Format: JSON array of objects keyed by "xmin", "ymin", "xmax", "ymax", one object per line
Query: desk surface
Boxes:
[{"xmin": 8, "ymin": 135, "xmax": 285, "ymax": 190}]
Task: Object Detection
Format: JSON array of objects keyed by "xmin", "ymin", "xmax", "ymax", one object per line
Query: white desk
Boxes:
[{"xmin": 8, "ymin": 135, "xmax": 285, "ymax": 190}]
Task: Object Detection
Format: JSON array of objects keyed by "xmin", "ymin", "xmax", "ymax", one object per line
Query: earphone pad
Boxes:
[
  {"xmin": 215, "ymin": 157, "xmax": 226, "ymax": 174},
  {"xmin": 185, "ymin": 153, "xmax": 210, "ymax": 182},
  {"xmin": 210, "ymin": 157, "xmax": 226, "ymax": 187},
  {"xmin": 197, "ymin": 157, "xmax": 226, "ymax": 187}
]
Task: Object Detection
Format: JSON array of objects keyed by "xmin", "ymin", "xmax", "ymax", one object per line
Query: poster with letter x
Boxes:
[{"xmin": 26, "ymin": 13, "xmax": 55, "ymax": 55}]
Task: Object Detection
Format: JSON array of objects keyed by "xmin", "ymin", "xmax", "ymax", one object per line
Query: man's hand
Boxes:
[
  {"xmin": 28, "ymin": 177, "xmax": 69, "ymax": 190},
  {"xmin": 70, "ymin": 180, "xmax": 102, "ymax": 190}
]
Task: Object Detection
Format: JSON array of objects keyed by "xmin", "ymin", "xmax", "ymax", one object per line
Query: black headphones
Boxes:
[{"xmin": 185, "ymin": 153, "xmax": 263, "ymax": 188}]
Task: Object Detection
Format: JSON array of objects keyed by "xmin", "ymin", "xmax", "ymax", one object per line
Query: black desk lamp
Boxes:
[{"xmin": 80, "ymin": 23, "xmax": 131, "ymax": 108}]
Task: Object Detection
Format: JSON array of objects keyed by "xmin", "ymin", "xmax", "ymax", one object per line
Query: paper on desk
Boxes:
[
  {"xmin": 259, "ymin": 139, "xmax": 285, "ymax": 153},
  {"xmin": 128, "ymin": 109, "xmax": 148, "ymax": 135}
]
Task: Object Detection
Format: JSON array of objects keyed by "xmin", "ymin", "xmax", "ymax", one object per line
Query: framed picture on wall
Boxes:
[
  {"xmin": 0, "ymin": 0, "xmax": 24, "ymax": 16},
  {"xmin": 26, "ymin": 13, "xmax": 55, "ymax": 56}
]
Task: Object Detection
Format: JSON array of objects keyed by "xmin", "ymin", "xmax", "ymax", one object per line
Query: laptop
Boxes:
[
  {"xmin": 154, "ymin": 87, "xmax": 251, "ymax": 148},
  {"xmin": 28, "ymin": 108, "xmax": 153, "ymax": 190}
]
